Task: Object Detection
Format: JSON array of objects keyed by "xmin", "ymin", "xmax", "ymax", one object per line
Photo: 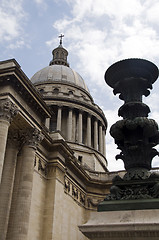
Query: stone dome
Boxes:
[
  {"xmin": 31, "ymin": 64, "xmax": 89, "ymax": 92},
  {"xmin": 31, "ymin": 38, "xmax": 89, "ymax": 92}
]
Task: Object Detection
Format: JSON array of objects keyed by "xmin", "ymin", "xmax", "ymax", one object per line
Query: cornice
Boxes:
[{"xmin": 0, "ymin": 59, "xmax": 51, "ymax": 119}]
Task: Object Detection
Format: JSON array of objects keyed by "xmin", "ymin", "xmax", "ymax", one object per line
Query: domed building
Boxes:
[
  {"xmin": 31, "ymin": 40, "xmax": 107, "ymax": 172},
  {"xmin": 0, "ymin": 38, "xmax": 114, "ymax": 240}
]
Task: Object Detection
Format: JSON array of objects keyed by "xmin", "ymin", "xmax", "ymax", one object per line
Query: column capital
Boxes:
[
  {"xmin": 0, "ymin": 99, "xmax": 19, "ymax": 123},
  {"xmin": 99, "ymin": 121, "xmax": 103, "ymax": 126},
  {"xmin": 68, "ymin": 106, "xmax": 73, "ymax": 111},
  {"xmin": 78, "ymin": 109, "xmax": 84, "ymax": 114},
  {"xmin": 57, "ymin": 104, "xmax": 63, "ymax": 109},
  {"xmin": 21, "ymin": 128, "xmax": 44, "ymax": 149},
  {"xmin": 87, "ymin": 112, "xmax": 92, "ymax": 118}
]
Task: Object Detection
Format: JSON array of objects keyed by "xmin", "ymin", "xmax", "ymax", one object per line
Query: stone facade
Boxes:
[{"xmin": 0, "ymin": 44, "xmax": 116, "ymax": 240}]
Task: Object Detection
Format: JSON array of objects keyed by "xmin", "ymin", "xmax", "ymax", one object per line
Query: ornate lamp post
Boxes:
[{"xmin": 98, "ymin": 59, "xmax": 159, "ymax": 211}]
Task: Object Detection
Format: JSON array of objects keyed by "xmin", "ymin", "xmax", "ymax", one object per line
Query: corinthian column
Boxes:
[
  {"xmin": 67, "ymin": 108, "xmax": 73, "ymax": 141},
  {"xmin": 94, "ymin": 119, "xmax": 98, "ymax": 150},
  {"xmin": 0, "ymin": 99, "xmax": 18, "ymax": 183},
  {"xmin": 0, "ymin": 130, "xmax": 20, "ymax": 240},
  {"xmin": 9, "ymin": 128, "xmax": 43, "ymax": 240},
  {"xmin": 103, "ymin": 128, "xmax": 106, "ymax": 156},
  {"xmin": 56, "ymin": 106, "xmax": 62, "ymax": 131},
  {"xmin": 87, "ymin": 114, "xmax": 91, "ymax": 147},
  {"xmin": 99, "ymin": 123, "xmax": 103, "ymax": 153},
  {"xmin": 78, "ymin": 110, "xmax": 83, "ymax": 143}
]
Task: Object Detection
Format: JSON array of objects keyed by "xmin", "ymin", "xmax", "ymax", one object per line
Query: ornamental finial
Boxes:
[{"xmin": 58, "ymin": 34, "xmax": 64, "ymax": 45}]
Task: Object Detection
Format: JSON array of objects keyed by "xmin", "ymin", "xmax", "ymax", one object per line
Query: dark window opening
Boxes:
[{"xmin": 78, "ymin": 156, "xmax": 83, "ymax": 162}]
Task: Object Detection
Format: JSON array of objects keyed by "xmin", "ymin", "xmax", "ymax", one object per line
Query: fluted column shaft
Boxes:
[
  {"xmin": 6, "ymin": 153, "xmax": 23, "ymax": 240},
  {"xmin": 78, "ymin": 111, "xmax": 83, "ymax": 143},
  {"xmin": 94, "ymin": 119, "xmax": 98, "ymax": 150},
  {"xmin": 67, "ymin": 108, "xmax": 73, "ymax": 141},
  {"xmin": 99, "ymin": 123, "xmax": 103, "ymax": 153},
  {"xmin": 56, "ymin": 106, "xmax": 62, "ymax": 131},
  {"xmin": 0, "ymin": 130, "xmax": 19, "ymax": 240},
  {"xmin": 0, "ymin": 99, "xmax": 18, "ymax": 183},
  {"xmin": 0, "ymin": 120, "xmax": 10, "ymax": 183},
  {"xmin": 9, "ymin": 128, "xmax": 43, "ymax": 240},
  {"xmin": 87, "ymin": 114, "xmax": 91, "ymax": 147}
]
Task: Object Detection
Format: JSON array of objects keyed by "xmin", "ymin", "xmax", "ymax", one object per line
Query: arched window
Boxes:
[
  {"xmin": 61, "ymin": 52, "xmax": 64, "ymax": 59},
  {"xmin": 68, "ymin": 90, "xmax": 73, "ymax": 95},
  {"xmin": 39, "ymin": 88, "xmax": 44, "ymax": 94},
  {"xmin": 56, "ymin": 52, "xmax": 59, "ymax": 59},
  {"xmin": 53, "ymin": 88, "xmax": 59, "ymax": 94}
]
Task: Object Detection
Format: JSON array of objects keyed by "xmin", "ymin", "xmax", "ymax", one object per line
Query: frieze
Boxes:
[
  {"xmin": 79, "ymin": 192, "xmax": 86, "ymax": 205},
  {"xmin": 64, "ymin": 177, "xmax": 86, "ymax": 207},
  {"xmin": 34, "ymin": 156, "xmax": 47, "ymax": 177},
  {"xmin": 64, "ymin": 176, "xmax": 101, "ymax": 209},
  {"xmin": 72, "ymin": 185, "xmax": 78, "ymax": 199},
  {"xmin": 38, "ymin": 159, "xmax": 47, "ymax": 176},
  {"xmin": 64, "ymin": 178, "xmax": 70, "ymax": 193}
]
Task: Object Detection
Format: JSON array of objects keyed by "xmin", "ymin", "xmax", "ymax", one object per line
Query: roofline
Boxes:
[{"xmin": 0, "ymin": 59, "xmax": 51, "ymax": 118}]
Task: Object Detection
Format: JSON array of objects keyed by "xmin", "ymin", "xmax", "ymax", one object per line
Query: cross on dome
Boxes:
[
  {"xmin": 58, "ymin": 34, "xmax": 64, "ymax": 45},
  {"xmin": 49, "ymin": 34, "xmax": 69, "ymax": 67}
]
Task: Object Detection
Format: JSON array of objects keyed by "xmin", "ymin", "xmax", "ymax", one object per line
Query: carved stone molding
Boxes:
[
  {"xmin": 72, "ymin": 185, "xmax": 79, "ymax": 199},
  {"xmin": 0, "ymin": 99, "xmax": 19, "ymax": 123},
  {"xmin": 87, "ymin": 198, "xmax": 101, "ymax": 208},
  {"xmin": 38, "ymin": 159, "xmax": 47, "ymax": 176},
  {"xmin": 21, "ymin": 128, "xmax": 44, "ymax": 149},
  {"xmin": 65, "ymin": 178, "xmax": 70, "ymax": 192},
  {"xmin": 64, "ymin": 176, "xmax": 86, "ymax": 207},
  {"xmin": 64, "ymin": 176, "xmax": 101, "ymax": 209}
]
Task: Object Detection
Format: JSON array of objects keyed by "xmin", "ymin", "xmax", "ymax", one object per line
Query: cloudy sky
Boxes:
[{"xmin": 1, "ymin": 0, "xmax": 159, "ymax": 171}]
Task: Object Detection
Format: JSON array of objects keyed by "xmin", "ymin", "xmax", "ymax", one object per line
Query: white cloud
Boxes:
[
  {"xmin": 49, "ymin": 0, "xmax": 159, "ymax": 170},
  {"xmin": 33, "ymin": 0, "xmax": 47, "ymax": 10},
  {"xmin": 0, "ymin": 0, "xmax": 26, "ymax": 48},
  {"xmin": 51, "ymin": 0, "xmax": 159, "ymax": 90},
  {"xmin": 146, "ymin": 0, "xmax": 159, "ymax": 25},
  {"xmin": 34, "ymin": 0, "xmax": 43, "ymax": 3}
]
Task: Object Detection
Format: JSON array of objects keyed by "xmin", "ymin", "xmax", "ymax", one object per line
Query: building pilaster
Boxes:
[
  {"xmin": 9, "ymin": 128, "xmax": 43, "ymax": 240},
  {"xmin": 0, "ymin": 130, "xmax": 20, "ymax": 240}
]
